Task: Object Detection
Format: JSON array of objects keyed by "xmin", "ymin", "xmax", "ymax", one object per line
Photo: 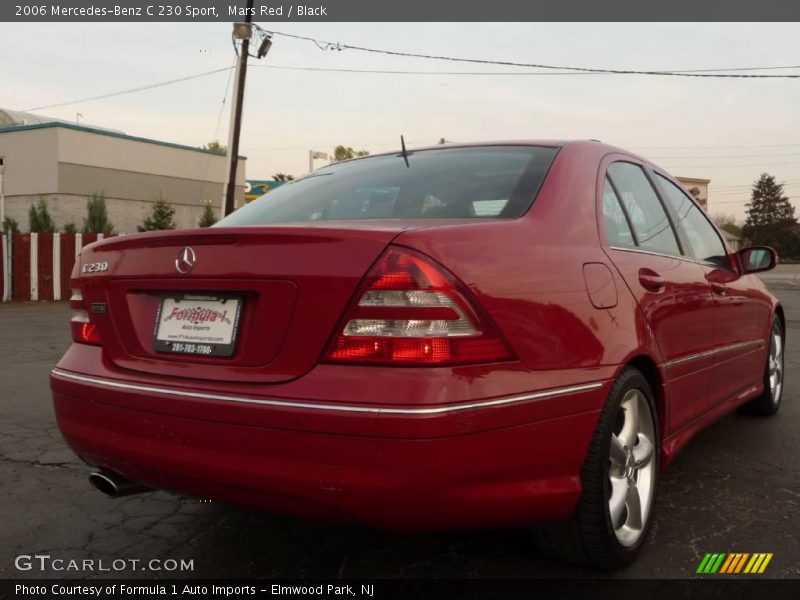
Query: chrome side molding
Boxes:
[{"xmin": 661, "ymin": 340, "xmax": 765, "ymax": 369}]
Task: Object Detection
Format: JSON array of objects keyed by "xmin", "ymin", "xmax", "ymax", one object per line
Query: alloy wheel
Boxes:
[
  {"xmin": 768, "ymin": 322, "xmax": 784, "ymax": 406},
  {"xmin": 608, "ymin": 389, "xmax": 656, "ymax": 547}
]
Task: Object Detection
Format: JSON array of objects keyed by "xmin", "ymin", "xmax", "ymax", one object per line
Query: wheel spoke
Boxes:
[
  {"xmin": 619, "ymin": 393, "xmax": 639, "ymax": 448},
  {"xmin": 609, "ymin": 475, "xmax": 627, "ymax": 528},
  {"xmin": 610, "ymin": 434, "xmax": 627, "ymax": 469},
  {"xmin": 632, "ymin": 434, "xmax": 654, "ymax": 467},
  {"xmin": 625, "ymin": 482, "xmax": 643, "ymax": 530}
]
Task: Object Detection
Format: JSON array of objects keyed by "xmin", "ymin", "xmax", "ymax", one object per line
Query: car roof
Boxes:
[{"xmin": 328, "ymin": 139, "xmax": 650, "ymax": 166}]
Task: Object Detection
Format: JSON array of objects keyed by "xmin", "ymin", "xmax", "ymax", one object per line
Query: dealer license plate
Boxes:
[{"xmin": 153, "ymin": 294, "xmax": 242, "ymax": 357}]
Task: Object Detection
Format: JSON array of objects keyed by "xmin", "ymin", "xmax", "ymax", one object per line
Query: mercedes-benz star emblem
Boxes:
[{"xmin": 175, "ymin": 247, "xmax": 196, "ymax": 274}]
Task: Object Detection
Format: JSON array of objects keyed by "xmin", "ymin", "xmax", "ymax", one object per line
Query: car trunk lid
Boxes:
[{"xmin": 75, "ymin": 225, "xmax": 410, "ymax": 383}]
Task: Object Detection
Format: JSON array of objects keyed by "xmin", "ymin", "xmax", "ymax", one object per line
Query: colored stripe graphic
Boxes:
[
  {"xmin": 697, "ymin": 553, "xmax": 726, "ymax": 573},
  {"xmin": 733, "ymin": 553, "xmax": 750, "ymax": 573},
  {"xmin": 699, "ymin": 552, "xmax": 772, "ymax": 574},
  {"xmin": 719, "ymin": 554, "xmax": 735, "ymax": 573},
  {"xmin": 719, "ymin": 553, "xmax": 750, "ymax": 573},
  {"xmin": 744, "ymin": 553, "xmax": 774, "ymax": 574}
]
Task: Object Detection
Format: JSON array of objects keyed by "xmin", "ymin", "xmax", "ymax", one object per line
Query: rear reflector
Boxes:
[{"xmin": 324, "ymin": 247, "xmax": 513, "ymax": 365}]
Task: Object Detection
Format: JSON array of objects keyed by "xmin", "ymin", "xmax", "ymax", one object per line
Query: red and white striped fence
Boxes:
[{"xmin": 1, "ymin": 233, "xmax": 116, "ymax": 302}]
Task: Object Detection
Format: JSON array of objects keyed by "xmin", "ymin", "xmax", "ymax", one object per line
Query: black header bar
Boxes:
[{"xmin": 4, "ymin": 0, "xmax": 800, "ymax": 22}]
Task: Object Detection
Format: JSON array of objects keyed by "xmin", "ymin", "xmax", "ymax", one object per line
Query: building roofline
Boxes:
[
  {"xmin": 0, "ymin": 121, "xmax": 247, "ymax": 160},
  {"xmin": 675, "ymin": 176, "xmax": 710, "ymax": 184}
]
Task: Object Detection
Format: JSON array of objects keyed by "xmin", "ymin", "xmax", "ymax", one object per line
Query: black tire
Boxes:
[
  {"xmin": 739, "ymin": 316, "xmax": 784, "ymax": 416},
  {"xmin": 535, "ymin": 367, "xmax": 659, "ymax": 569}
]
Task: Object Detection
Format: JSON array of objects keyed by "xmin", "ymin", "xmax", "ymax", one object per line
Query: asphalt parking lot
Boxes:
[{"xmin": 1, "ymin": 278, "xmax": 799, "ymax": 580}]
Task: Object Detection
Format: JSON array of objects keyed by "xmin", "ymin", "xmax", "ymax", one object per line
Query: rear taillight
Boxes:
[
  {"xmin": 324, "ymin": 246, "xmax": 513, "ymax": 365},
  {"xmin": 70, "ymin": 289, "xmax": 101, "ymax": 346}
]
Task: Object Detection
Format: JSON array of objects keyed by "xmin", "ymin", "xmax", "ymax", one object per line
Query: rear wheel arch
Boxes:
[
  {"xmin": 621, "ymin": 355, "xmax": 666, "ymax": 442},
  {"xmin": 775, "ymin": 304, "xmax": 785, "ymax": 334},
  {"xmin": 535, "ymin": 365, "xmax": 660, "ymax": 568}
]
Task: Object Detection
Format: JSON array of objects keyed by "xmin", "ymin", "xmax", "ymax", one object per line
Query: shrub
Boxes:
[
  {"xmin": 139, "ymin": 194, "xmax": 176, "ymax": 232},
  {"xmin": 83, "ymin": 193, "xmax": 114, "ymax": 234},
  {"xmin": 2, "ymin": 216, "xmax": 20, "ymax": 235},
  {"xmin": 198, "ymin": 204, "xmax": 217, "ymax": 228},
  {"xmin": 29, "ymin": 198, "xmax": 56, "ymax": 233}
]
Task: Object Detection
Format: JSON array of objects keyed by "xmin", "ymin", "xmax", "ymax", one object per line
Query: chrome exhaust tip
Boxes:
[{"xmin": 89, "ymin": 470, "xmax": 150, "ymax": 498}]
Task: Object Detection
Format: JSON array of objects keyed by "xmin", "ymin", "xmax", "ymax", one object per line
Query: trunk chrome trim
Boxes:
[
  {"xmin": 50, "ymin": 368, "xmax": 604, "ymax": 415},
  {"xmin": 661, "ymin": 339, "xmax": 765, "ymax": 368}
]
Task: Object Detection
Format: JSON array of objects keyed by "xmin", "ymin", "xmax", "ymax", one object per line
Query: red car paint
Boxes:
[{"xmin": 50, "ymin": 140, "xmax": 779, "ymax": 530}]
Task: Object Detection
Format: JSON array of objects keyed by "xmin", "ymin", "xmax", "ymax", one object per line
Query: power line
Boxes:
[
  {"xmin": 265, "ymin": 30, "xmax": 800, "ymax": 79},
  {"xmin": 647, "ymin": 152, "xmax": 800, "ymax": 160},
  {"xmin": 714, "ymin": 188, "xmax": 800, "ymax": 197},
  {"xmin": 631, "ymin": 143, "xmax": 800, "ymax": 150},
  {"xmin": 245, "ymin": 140, "xmax": 442, "ymax": 151},
  {"xmin": 253, "ymin": 64, "xmax": 620, "ymax": 76},
  {"xmin": 23, "ymin": 67, "xmax": 234, "ymax": 112},
  {"xmin": 662, "ymin": 161, "xmax": 800, "ymax": 169},
  {"xmin": 714, "ymin": 188, "xmax": 800, "ymax": 196},
  {"xmin": 22, "ymin": 58, "xmax": 800, "ymax": 115},
  {"xmin": 712, "ymin": 179, "xmax": 800, "ymax": 190},
  {"xmin": 197, "ymin": 55, "xmax": 238, "ymax": 206},
  {"xmin": 712, "ymin": 177, "xmax": 800, "ymax": 186}
]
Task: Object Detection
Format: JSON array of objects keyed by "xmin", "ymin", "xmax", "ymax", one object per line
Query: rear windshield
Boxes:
[{"xmin": 217, "ymin": 145, "xmax": 559, "ymax": 225}]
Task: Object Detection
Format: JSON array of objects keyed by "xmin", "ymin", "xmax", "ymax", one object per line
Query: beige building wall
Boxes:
[
  {"xmin": 0, "ymin": 124, "xmax": 245, "ymax": 232},
  {"xmin": 56, "ymin": 127, "xmax": 240, "ymax": 185},
  {"xmin": 676, "ymin": 176, "xmax": 710, "ymax": 211},
  {"xmin": 0, "ymin": 126, "xmax": 59, "ymax": 196}
]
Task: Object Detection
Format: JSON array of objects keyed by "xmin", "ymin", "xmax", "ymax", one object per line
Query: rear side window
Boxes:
[
  {"xmin": 607, "ymin": 162, "xmax": 681, "ymax": 256},
  {"xmin": 655, "ymin": 174, "xmax": 731, "ymax": 269},
  {"xmin": 603, "ymin": 178, "xmax": 636, "ymax": 247},
  {"xmin": 217, "ymin": 146, "xmax": 559, "ymax": 225}
]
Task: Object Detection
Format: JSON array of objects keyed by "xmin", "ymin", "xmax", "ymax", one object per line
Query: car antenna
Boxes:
[{"xmin": 400, "ymin": 135, "xmax": 410, "ymax": 168}]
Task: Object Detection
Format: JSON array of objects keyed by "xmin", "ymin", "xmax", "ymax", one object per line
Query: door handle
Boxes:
[{"xmin": 638, "ymin": 268, "xmax": 665, "ymax": 293}]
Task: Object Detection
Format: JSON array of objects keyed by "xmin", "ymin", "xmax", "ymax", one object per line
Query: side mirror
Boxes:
[{"xmin": 738, "ymin": 246, "xmax": 777, "ymax": 274}]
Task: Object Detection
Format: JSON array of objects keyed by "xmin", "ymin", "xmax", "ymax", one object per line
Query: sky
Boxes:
[{"xmin": 3, "ymin": 22, "xmax": 800, "ymax": 222}]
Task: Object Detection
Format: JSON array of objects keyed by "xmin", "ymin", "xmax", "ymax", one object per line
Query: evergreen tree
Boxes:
[
  {"xmin": 29, "ymin": 198, "xmax": 57, "ymax": 233},
  {"xmin": 62, "ymin": 223, "xmax": 78, "ymax": 234},
  {"xmin": 83, "ymin": 193, "xmax": 114, "ymax": 234},
  {"xmin": 139, "ymin": 194, "xmax": 177, "ymax": 232},
  {"xmin": 2, "ymin": 216, "xmax": 20, "ymax": 235},
  {"xmin": 272, "ymin": 173, "xmax": 295, "ymax": 182},
  {"xmin": 742, "ymin": 173, "xmax": 799, "ymax": 258},
  {"xmin": 198, "ymin": 203, "xmax": 217, "ymax": 228}
]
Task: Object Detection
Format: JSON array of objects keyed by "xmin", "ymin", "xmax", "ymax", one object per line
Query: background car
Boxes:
[{"xmin": 51, "ymin": 140, "xmax": 783, "ymax": 569}]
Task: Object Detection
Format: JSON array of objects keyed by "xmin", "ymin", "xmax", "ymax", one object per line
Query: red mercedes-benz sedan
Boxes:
[{"xmin": 51, "ymin": 141, "xmax": 784, "ymax": 568}]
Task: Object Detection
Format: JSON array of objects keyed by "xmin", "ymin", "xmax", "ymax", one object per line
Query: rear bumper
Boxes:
[{"xmin": 51, "ymin": 347, "xmax": 610, "ymax": 530}]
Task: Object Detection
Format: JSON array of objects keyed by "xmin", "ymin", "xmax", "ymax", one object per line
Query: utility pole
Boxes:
[
  {"xmin": 222, "ymin": 0, "xmax": 255, "ymax": 217},
  {"xmin": 0, "ymin": 157, "xmax": 5, "ymax": 228}
]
